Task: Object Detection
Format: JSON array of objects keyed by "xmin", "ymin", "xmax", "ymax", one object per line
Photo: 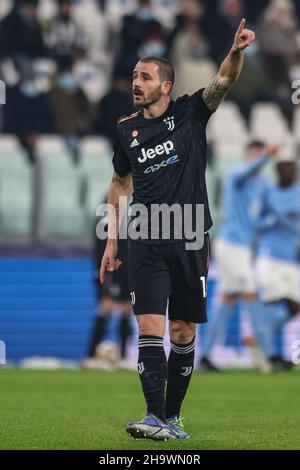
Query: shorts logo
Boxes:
[
  {"xmin": 130, "ymin": 291, "xmax": 136, "ymax": 305},
  {"xmin": 180, "ymin": 366, "xmax": 193, "ymax": 377},
  {"xmin": 137, "ymin": 362, "xmax": 145, "ymax": 374}
]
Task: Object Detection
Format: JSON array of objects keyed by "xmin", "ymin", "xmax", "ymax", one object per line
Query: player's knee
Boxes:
[
  {"xmin": 101, "ymin": 297, "xmax": 115, "ymax": 313},
  {"xmin": 241, "ymin": 292, "xmax": 257, "ymax": 301},
  {"xmin": 223, "ymin": 294, "xmax": 237, "ymax": 304},
  {"xmin": 169, "ymin": 321, "xmax": 196, "ymax": 344},
  {"xmin": 137, "ymin": 314, "xmax": 165, "ymax": 337}
]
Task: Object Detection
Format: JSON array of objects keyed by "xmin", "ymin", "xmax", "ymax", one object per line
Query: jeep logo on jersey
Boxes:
[{"xmin": 138, "ymin": 140, "xmax": 174, "ymax": 163}]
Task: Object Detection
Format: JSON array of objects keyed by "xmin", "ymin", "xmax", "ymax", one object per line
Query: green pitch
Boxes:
[{"xmin": 0, "ymin": 369, "xmax": 299, "ymax": 450}]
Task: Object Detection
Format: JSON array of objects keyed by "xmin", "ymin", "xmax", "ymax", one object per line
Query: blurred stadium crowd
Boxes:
[{"xmin": 0, "ymin": 0, "xmax": 300, "ymax": 244}]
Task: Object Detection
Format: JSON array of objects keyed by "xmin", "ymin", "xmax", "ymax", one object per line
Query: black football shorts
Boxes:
[{"xmin": 128, "ymin": 234, "xmax": 210, "ymax": 323}]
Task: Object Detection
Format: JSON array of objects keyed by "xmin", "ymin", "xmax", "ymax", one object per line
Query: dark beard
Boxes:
[{"xmin": 134, "ymin": 85, "xmax": 162, "ymax": 109}]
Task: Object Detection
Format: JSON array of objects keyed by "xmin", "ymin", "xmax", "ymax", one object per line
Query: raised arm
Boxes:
[
  {"xmin": 99, "ymin": 171, "xmax": 132, "ymax": 283},
  {"xmin": 203, "ymin": 18, "xmax": 255, "ymax": 112},
  {"xmin": 233, "ymin": 145, "xmax": 279, "ymax": 185}
]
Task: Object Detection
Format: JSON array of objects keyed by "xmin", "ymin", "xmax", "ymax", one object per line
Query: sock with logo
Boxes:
[
  {"xmin": 165, "ymin": 337, "xmax": 195, "ymax": 419},
  {"xmin": 137, "ymin": 335, "xmax": 167, "ymax": 422}
]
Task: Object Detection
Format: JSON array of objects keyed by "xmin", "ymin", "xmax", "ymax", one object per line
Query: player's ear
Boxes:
[{"xmin": 161, "ymin": 81, "xmax": 172, "ymax": 96}]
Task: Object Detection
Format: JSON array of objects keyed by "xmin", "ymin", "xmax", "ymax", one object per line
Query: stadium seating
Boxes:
[
  {"xmin": 79, "ymin": 137, "xmax": 113, "ymax": 226},
  {"xmin": 207, "ymin": 101, "xmax": 248, "ymax": 150},
  {"xmin": 35, "ymin": 136, "xmax": 88, "ymax": 239},
  {"xmin": 250, "ymin": 103, "xmax": 291, "ymax": 145},
  {"xmin": 0, "ymin": 136, "xmax": 33, "ymax": 236}
]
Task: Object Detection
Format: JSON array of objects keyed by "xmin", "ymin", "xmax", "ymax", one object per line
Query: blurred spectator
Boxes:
[
  {"xmin": 3, "ymin": 78, "xmax": 54, "ymax": 164},
  {"xmin": 72, "ymin": 48, "xmax": 109, "ymax": 103},
  {"xmin": 219, "ymin": 0, "xmax": 244, "ymax": 26},
  {"xmin": 168, "ymin": 0, "xmax": 244, "ymax": 68},
  {"xmin": 169, "ymin": 0, "xmax": 211, "ymax": 59},
  {"xmin": 209, "ymin": 0, "xmax": 246, "ymax": 63},
  {"xmin": 225, "ymin": 52, "xmax": 273, "ymax": 122},
  {"xmin": 292, "ymin": 0, "xmax": 300, "ymax": 23},
  {"xmin": 169, "ymin": 0, "xmax": 216, "ymax": 96},
  {"xmin": 244, "ymin": 0, "xmax": 272, "ymax": 22},
  {"xmin": 116, "ymin": 0, "xmax": 168, "ymax": 76},
  {"xmin": 219, "ymin": 1, "xmax": 270, "ymax": 122},
  {"xmin": 43, "ymin": 0, "xmax": 88, "ymax": 70},
  {"xmin": 197, "ymin": 0, "xmax": 270, "ymax": 63},
  {"xmin": 93, "ymin": 69, "xmax": 133, "ymax": 144},
  {"xmin": 257, "ymin": 0, "xmax": 300, "ymax": 123},
  {"xmin": 0, "ymin": 0, "xmax": 47, "ymax": 76},
  {"xmin": 96, "ymin": 0, "xmax": 107, "ymax": 14},
  {"xmin": 47, "ymin": 66, "xmax": 92, "ymax": 164}
]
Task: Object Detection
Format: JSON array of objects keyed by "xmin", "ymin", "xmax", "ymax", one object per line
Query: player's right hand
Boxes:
[{"xmin": 99, "ymin": 242, "xmax": 122, "ymax": 284}]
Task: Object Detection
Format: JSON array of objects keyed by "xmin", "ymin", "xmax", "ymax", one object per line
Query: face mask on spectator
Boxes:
[
  {"xmin": 136, "ymin": 8, "xmax": 154, "ymax": 21},
  {"xmin": 58, "ymin": 73, "xmax": 78, "ymax": 91},
  {"xmin": 139, "ymin": 40, "xmax": 166, "ymax": 58},
  {"xmin": 20, "ymin": 81, "xmax": 41, "ymax": 98}
]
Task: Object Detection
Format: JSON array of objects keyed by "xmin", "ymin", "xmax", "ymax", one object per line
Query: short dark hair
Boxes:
[
  {"xmin": 139, "ymin": 57, "xmax": 175, "ymax": 91},
  {"xmin": 246, "ymin": 140, "xmax": 265, "ymax": 150}
]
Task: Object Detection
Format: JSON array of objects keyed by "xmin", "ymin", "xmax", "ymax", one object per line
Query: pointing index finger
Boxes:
[{"xmin": 236, "ymin": 18, "xmax": 246, "ymax": 35}]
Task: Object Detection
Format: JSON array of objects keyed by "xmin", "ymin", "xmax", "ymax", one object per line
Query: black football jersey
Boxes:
[{"xmin": 112, "ymin": 89, "xmax": 214, "ymax": 243}]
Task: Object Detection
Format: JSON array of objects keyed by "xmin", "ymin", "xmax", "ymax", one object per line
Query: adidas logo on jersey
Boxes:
[{"xmin": 130, "ymin": 138, "xmax": 139, "ymax": 148}]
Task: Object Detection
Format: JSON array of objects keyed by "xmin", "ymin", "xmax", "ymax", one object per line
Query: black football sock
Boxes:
[
  {"xmin": 166, "ymin": 337, "xmax": 195, "ymax": 419},
  {"xmin": 119, "ymin": 315, "xmax": 132, "ymax": 359},
  {"xmin": 87, "ymin": 315, "xmax": 108, "ymax": 358},
  {"xmin": 137, "ymin": 335, "xmax": 167, "ymax": 422}
]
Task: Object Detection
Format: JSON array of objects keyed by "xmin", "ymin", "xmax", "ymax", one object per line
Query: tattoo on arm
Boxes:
[{"xmin": 203, "ymin": 77, "xmax": 230, "ymax": 112}]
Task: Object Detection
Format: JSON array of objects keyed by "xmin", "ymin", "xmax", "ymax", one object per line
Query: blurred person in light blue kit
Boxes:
[
  {"xmin": 199, "ymin": 141, "xmax": 278, "ymax": 371},
  {"xmin": 255, "ymin": 154, "xmax": 300, "ymax": 370}
]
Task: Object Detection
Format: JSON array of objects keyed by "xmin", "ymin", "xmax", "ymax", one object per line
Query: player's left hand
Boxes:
[{"xmin": 233, "ymin": 18, "xmax": 255, "ymax": 51}]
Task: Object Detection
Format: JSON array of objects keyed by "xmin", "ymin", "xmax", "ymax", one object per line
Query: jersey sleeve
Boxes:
[
  {"xmin": 188, "ymin": 88, "xmax": 213, "ymax": 127},
  {"xmin": 112, "ymin": 127, "xmax": 131, "ymax": 177}
]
